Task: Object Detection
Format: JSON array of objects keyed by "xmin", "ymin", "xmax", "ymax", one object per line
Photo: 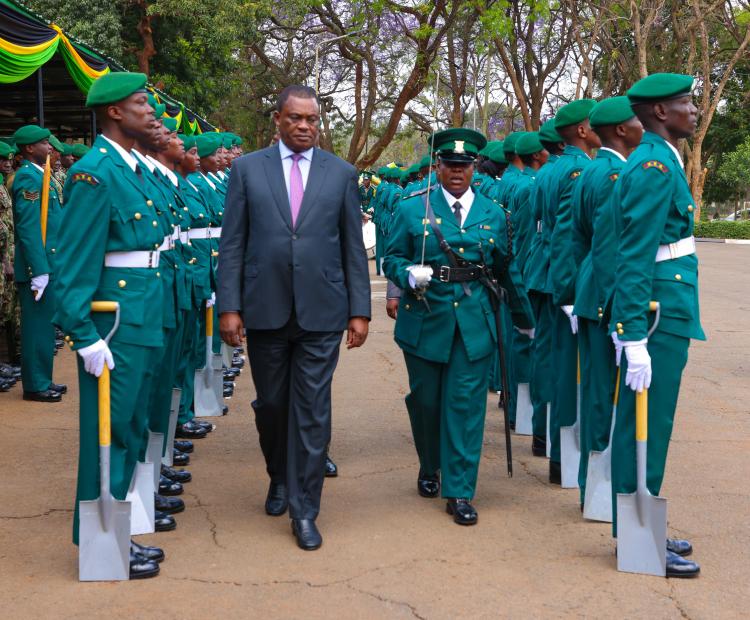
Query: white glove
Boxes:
[
  {"xmin": 561, "ymin": 305, "xmax": 578, "ymax": 334},
  {"xmin": 77, "ymin": 339, "xmax": 115, "ymax": 377},
  {"xmin": 515, "ymin": 327, "xmax": 535, "ymax": 339},
  {"xmin": 206, "ymin": 292, "xmax": 216, "ymax": 308},
  {"xmin": 623, "ymin": 340, "xmax": 651, "ymax": 393},
  {"xmin": 611, "ymin": 331, "xmax": 623, "ymax": 367},
  {"xmin": 407, "ymin": 265, "xmax": 433, "ymax": 289},
  {"xmin": 31, "ymin": 274, "xmax": 49, "ymax": 302}
]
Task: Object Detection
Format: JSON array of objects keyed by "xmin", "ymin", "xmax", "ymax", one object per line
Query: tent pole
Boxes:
[{"xmin": 36, "ymin": 68, "xmax": 44, "ymax": 127}]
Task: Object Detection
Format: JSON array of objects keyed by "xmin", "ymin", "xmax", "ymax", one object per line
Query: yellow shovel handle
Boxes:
[
  {"xmin": 613, "ymin": 366, "xmax": 621, "ymax": 407},
  {"xmin": 649, "ymin": 301, "xmax": 658, "ymax": 312},
  {"xmin": 576, "ymin": 350, "xmax": 580, "ymax": 385},
  {"xmin": 98, "ymin": 366, "xmax": 111, "ymax": 446},
  {"xmin": 635, "ymin": 389, "xmax": 648, "ymax": 442},
  {"xmin": 91, "ymin": 301, "xmax": 118, "ymax": 313},
  {"xmin": 205, "ymin": 304, "xmax": 213, "ymax": 337}
]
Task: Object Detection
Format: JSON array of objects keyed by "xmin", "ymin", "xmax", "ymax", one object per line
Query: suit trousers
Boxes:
[
  {"xmin": 18, "ymin": 283, "xmax": 56, "ymax": 392},
  {"xmin": 246, "ymin": 312, "xmax": 342, "ymax": 520}
]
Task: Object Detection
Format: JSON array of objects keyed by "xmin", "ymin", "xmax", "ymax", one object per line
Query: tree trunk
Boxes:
[{"xmin": 134, "ymin": 1, "xmax": 156, "ymax": 76}]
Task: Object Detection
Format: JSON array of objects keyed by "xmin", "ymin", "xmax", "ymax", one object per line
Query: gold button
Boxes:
[
  {"xmin": 675, "ymin": 274, "xmax": 682, "ymax": 281},
  {"xmin": 50, "ymin": 248, "xmax": 55, "ymax": 253},
  {"xmin": 99, "ymin": 147, "xmax": 107, "ymax": 153},
  {"xmin": 616, "ymin": 322, "xmax": 623, "ymax": 329},
  {"xmin": 617, "ymin": 329, "xmax": 624, "ymax": 335},
  {"xmin": 598, "ymin": 307, "xmax": 603, "ymax": 312},
  {"xmin": 68, "ymin": 341, "xmax": 74, "ymax": 347},
  {"xmin": 212, "ymin": 251, "xmax": 219, "ymax": 257},
  {"xmin": 219, "ymin": 211, "xmax": 223, "ymax": 216},
  {"xmin": 134, "ymin": 212, "xmax": 142, "ymax": 220},
  {"xmin": 489, "ymin": 238, "xmax": 494, "ymax": 244},
  {"xmin": 688, "ymin": 205, "xmax": 694, "ymax": 212},
  {"xmin": 459, "ymin": 248, "xmax": 464, "ymax": 253},
  {"xmin": 460, "ymin": 228, "xmax": 466, "ymax": 234},
  {"xmin": 118, "ymin": 280, "xmax": 126, "ymax": 288},
  {"xmin": 183, "ymin": 207, "xmax": 188, "ymax": 211},
  {"xmin": 156, "ymin": 272, "xmax": 161, "ymax": 278},
  {"xmin": 154, "ymin": 243, "xmax": 159, "ymax": 249},
  {"xmin": 405, "ymin": 304, "xmax": 411, "ymax": 310},
  {"xmin": 454, "ymin": 302, "xmax": 459, "ymax": 308},
  {"xmin": 146, "ymin": 200, "xmax": 154, "ymax": 206},
  {"xmin": 199, "ymin": 213, "xmax": 204, "ymax": 218},
  {"xmin": 64, "ymin": 335, "xmax": 70, "ymax": 342},
  {"xmin": 598, "ymin": 313, "xmax": 603, "ymax": 319},
  {"xmin": 152, "ymin": 220, "xmax": 158, "ymax": 227}
]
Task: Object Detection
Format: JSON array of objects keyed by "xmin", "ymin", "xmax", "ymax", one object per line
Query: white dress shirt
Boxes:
[
  {"xmin": 148, "ymin": 155, "xmax": 179, "ymax": 187},
  {"xmin": 279, "ymin": 140, "xmax": 313, "ymax": 200},
  {"xmin": 131, "ymin": 148, "xmax": 156, "ymax": 174},
  {"xmin": 101, "ymin": 135, "xmax": 138, "ymax": 171},
  {"xmin": 441, "ymin": 186, "xmax": 475, "ymax": 226}
]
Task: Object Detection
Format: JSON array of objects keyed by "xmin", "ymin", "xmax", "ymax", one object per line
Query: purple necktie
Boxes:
[{"xmin": 289, "ymin": 153, "xmax": 304, "ymax": 226}]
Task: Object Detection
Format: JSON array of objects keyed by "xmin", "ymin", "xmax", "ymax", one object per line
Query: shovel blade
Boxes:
[
  {"xmin": 514, "ymin": 383, "xmax": 533, "ymax": 435},
  {"xmin": 583, "ymin": 447, "xmax": 612, "ymax": 522},
  {"xmin": 221, "ymin": 343, "xmax": 233, "ymax": 369},
  {"xmin": 616, "ymin": 491, "xmax": 667, "ymax": 576},
  {"xmin": 210, "ymin": 353, "xmax": 225, "ymax": 403},
  {"xmin": 79, "ymin": 497, "xmax": 131, "ymax": 581},
  {"xmin": 146, "ymin": 431, "xmax": 164, "ymax": 489},
  {"xmin": 162, "ymin": 388, "xmax": 182, "ymax": 466},
  {"xmin": 194, "ymin": 336, "xmax": 223, "ymax": 417},
  {"xmin": 560, "ymin": 424, "xmax": 580, "ymax": 488},
  {"xmin": 126, "ymin": 461, "xmax": 155, "ymax": 535},
  {"xmin": 545, "ymin": 403, "xmax": 551, "ymax": 458}
]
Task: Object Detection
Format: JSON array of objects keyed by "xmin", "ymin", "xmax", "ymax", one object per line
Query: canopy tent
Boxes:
[{"xmin": 0, "ymin": 0, "xmax": 215, "ymax": 140}]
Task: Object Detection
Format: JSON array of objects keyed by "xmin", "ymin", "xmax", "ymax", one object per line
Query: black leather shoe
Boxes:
[
  {"xmin": 49, "ymin": 382, "xmax": 67, "ymax": 394},
  {"xmin": 549, "ymin": 461, "xmax": 561, "ymax": 485},
  {"xmin": 532, "ymin": 435, "xmax": 546, "ymax": 457},
  {"xmin": 222, "ymin": 405, "xmax": 229, "ymax": 415},
  {"xmin": 666, "ymin": 550, "xmax": 700, "ymax": 577},
  {"xmin": 173, "ymin": 449, "xmax": 190, "ymax": 466},
  {"xmin": 131, "ymin": 539, "xmax": 165, "ymax": 563},
  {"xmin": 265, "ymin": 482, "xmax": 288, "ymax": 516},
  {"xmin": 223, "ymin": 380, "xmax": 234, "ymax": 389},
  {"xmin": 223, "ymin": 372, "xmax": 236, "ymax": 382},
  {"xmin": 154, "ymin": 510, "xmax": 177, "ymax": 531},
  {"xmin": 417, "ymin": 471, "xmax": 440, "ymax": 498},
  {"xmin": 158, "ymin": 475, "xmax": 183, "ymax": 496},
  {"xmin": 192, "ymin": 420, "xmax": 214, "ymax": 432},
  {"xmin": 154, "ymin": 493, "xmax": 184, "ymax": 514},
  {"xmin": 291, "ymin": 519, "xmax": 322, "ymax": 550},
  {"xmin": 175, "ymin": 422, "xmax": 207, "ymax": 439},
  {"xmin": 0, "ymin": 363, "xmax": 21, "ymax": 379},
  {"xmin": 667, "ymin": 538, "xmax": 693, "ymax": 557},
  {"xmin": 509, "ymin": 421, "xmax": 516, "ymax": 431},
  {"xmin": 223, "ymin": 385, "xmax": 234, "ymax": 398},
  {"xmin": 231, "ymin": 355, "xmax": 245, "ymax": 369},
  {"xmin": 446, "ymin": 498, "xmax": 478, "ymax": 525},
  {"xmin": 223, "ymin": 366, "xmax": 240, "ymax": 378},
  {"xmin": 173, "ymin": 440, "xmax": 193, "ymax": 453},
  {"xmin": 0, "ymin": 380, "xmax": 11, "ymax": 392},
  {"xmin": 23, "ymin": 389, "xmax": 61, "ymax": 402},
  {"xmin": 161, "ymin": 465, "xmax": 191, "ymax": 483},
  {"xmin": 129, "ymin": 548, "xmax": 160, "ymax": 579},
  {"xmin": 324, "ymin": 455, "xmax": 338, "ymax": 477}
]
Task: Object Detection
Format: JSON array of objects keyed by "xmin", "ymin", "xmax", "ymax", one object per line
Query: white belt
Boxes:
[
  {"xmin": 179, "ymin": 231, "xmax": 189, "ymax": 244},
  {"xmin": 171, "ymin": 226, "xmax": 180, "ymax": 242},
  {"xmin": 655, "ymin": 236, "xmax": 695, "ymax": 263},
  {"xmin": 187, "ymin": 228, "xmax": 210, "ymax": 240},
  {"xmin": 158, "ymin": 234, "xmax": 174, "ymax": 252},
  {"xmin": 536, "ymin": 220, "xmax": 543, "ymax": 233},
  {"xmin": 104, "ymin": 250, "xmax": 160, "ymax": 268},
  {"xmin": 209, "ymin": 226, "xmax": 222, "ymax": 239}
]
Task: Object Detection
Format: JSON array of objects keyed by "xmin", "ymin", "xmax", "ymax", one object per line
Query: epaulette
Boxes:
[
  {"xmin": 407, "ymin": 187, "xmax": 429, "ymax": 198},
  {"xmin": 71, "ymin": 172, "xmax": 100, "ymax": 186},
  {"xmin": 642, "ymin": 160, "xmax": 668, "ymax": 174},
  {"xmin": 569, "ymin": 170, "xmax": 582, "ymax": 180}
]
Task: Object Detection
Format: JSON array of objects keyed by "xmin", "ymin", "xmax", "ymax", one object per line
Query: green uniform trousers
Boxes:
[
  {"xmin": 489, "ymin": 305, "xmax": 516, "ymax": 423},
  {"xmin": 374, "ymin": 228, "xmax": 384, "ymax": 275},
  {"xmin": 18, "ymin": 284, "xmax": 56, "ymax": 392},
  {"xmin": 550, "ymin": 308, "xmax": 578, "ymax": 463},
  {"xmin": 402, "ymin": 331, "xmax": 492, "ymax": 499},
  {"xmin": 134, "ymin": 343, "xmax": 162, "ymax": 463},
  {"xmin": 577, "ymin": 318, "xmax": 617, "ymax": 502},
  {"xmin": 176, "ymin": 306, "xmax": 198, "ymax": 424},
  {"xmin": 72, "ymin": 342, "xmax": 152, "ymax": 544},
  {"xmin": 611, "ymin": 330, "xmax": 688, "ymax": 536},
  {"xmin": 529, "ymin": 292, "xmax": 554, "ymax": 439}
]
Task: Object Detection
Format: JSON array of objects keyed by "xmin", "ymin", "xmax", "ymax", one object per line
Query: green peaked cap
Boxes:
[
  {"xmin": 430, "ymin": 127, "xmax": 487, "ymax": 163},
  {"xmin": 516, "ymin": 132, "xmax": 544, "ymax": 156},
  {"xmin": 588, "ymin": 96, "xmax": 636, "ymax": 127},
  {"xmin": 627, "ymin": 73, "xmax": 694, "ymax": 103},
  {"xmin": 554, "ymin": 99, "xmax": 597, "ymax": 129},
  {"xmin": 86, "ymin": 72, "xmax": 148, "ymax": 108},
  {"xmin": 13, "ymin": 124, "xmax": 50, "ymax": 146},
  {"xmin": 539, "ymin": 118, "xmax": 563, "ymax": 143}
]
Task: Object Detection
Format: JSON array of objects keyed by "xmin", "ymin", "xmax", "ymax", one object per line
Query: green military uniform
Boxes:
[
  {"xmin": 358, "ymin": 173, "xmax": 376, "ymax": 216},
  {"xmin": 609, "ymin": 75, "xmax": 705, "ymax": 534},
  {"xmin": 11, "ymin": 126, "xmax": 63, "ymax": 393},
  {"xmin": 383, "ymin": 128, "xmax": 534, "ymax": 500},
  {"xmin": 53, "ymin": 73, "xmax": 165, "ymax": 543}
]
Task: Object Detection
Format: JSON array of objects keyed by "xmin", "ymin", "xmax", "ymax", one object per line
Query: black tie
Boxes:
[
  {"xmin": 453, "ymin": 201, "xmax": 462, "ymax": 225},
  {"xmin": 134, "ymin": 164, "xmax": 143, "ymax": 184}
]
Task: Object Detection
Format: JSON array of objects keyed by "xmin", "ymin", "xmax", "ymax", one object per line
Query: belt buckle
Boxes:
[
  {"xmin": 439, "ymin": 266, "xmax": 451, "ymax": 282},
  {"xmin": 669, "ymin": 242, "xmax": 678, "ymax": 259},
  {"xmin": 148, "ymin": 251, "xmax": 158, "ymax": 268},
  {"xmin": 536, "ymin": 220, "xmax": 542, "ymax": 233}
]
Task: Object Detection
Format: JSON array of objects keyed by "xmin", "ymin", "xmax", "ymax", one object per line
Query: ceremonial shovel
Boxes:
[
  {"xmin": 616, "ymin": 388, "xmax": 666, "ymax": 576},
  {"xmin": 560, "ymin": 354, "xmax": 582, "ymax": 488},
  {"xmin": 514, "ymin": 382, "xmax": 533, "ymax": 436},
  {"xmin": 194, "ymin": 305, "xmax": 223, "ymax": 416},
  {"xmin": 79, "ymin": 302, "xmax": 130, "ymax": 581}
]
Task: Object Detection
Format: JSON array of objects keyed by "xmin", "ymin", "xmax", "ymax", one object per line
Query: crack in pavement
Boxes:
[
  {"xmin": 184, "ymin": 492, "xmax": 226, "ymax": 549},
  {"xmin": 348, "ymin": 463, "xmax": 414, "ymax": 479},
  {"xmin": 517, "ymin": 459, "xmax": 550, "ymax": 487},
  {"xmin": 344, "ymin": 583, "xmax": 426, "ymax": 619},
  {"xmin": 668, "ymin": 582, "xmax": 692, "ymax": 620},
  {"xmin": 0, "ymin": 508, "xmax": 72, "ymax": 520}
]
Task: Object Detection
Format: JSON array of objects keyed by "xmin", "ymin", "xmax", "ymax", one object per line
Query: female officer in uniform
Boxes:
[{"xmin": 383, "ymin": 128, "xmax": 534, "ymax": 525}]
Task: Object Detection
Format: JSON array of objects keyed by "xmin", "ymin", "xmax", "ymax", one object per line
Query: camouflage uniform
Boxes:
[{"xmin": 0, "ymin": 180, "xmax": 17, "ymax": 327}]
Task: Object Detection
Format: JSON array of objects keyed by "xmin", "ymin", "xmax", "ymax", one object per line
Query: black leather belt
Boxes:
[{"xmin": 432, "ymin": 264, "xmax": 482, "ymax": 283}]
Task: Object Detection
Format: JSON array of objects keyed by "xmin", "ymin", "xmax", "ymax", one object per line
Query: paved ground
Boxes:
[{"xmin": 0, "ymin": 243, "xmax": 748, "ymax": 619}]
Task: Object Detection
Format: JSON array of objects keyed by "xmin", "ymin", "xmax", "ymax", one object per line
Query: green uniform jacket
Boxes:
[
  {"xmin": 54, "ymin": 136, "xmax": 164, "ymax": 349},
  {"xmin": 571, "ymin": 149, "xmax": 625, "ymax": 321},
  {"xmin": 609, "ymin": 132, "xmax": 705, "ymax": 342},
  {"xmin": 523, "ymin": 155, "xmax": 559, "ymax": 293},
  {"xmin": 507, "ymin": 167, "xmax": 537, "ymax": 275},
  {"xmin": 179, "ymin": 175, "xmax": 213, "ymax": 303},
  {"xmin": 383, "ymin": 186, "xmax": 534, "ymax": 364},
  {"xmin": 359, "ymin": 184, "xmax": 375, "ymax": 214},
  {"xmin": 490, "ymin": 165, "xmax": 522, "ymax": 206},
  {"xmin": 548, "ymin": 145, "xmax": 592, "ymax": 305},
  {"xmin": 12, "ymin": 160, "xmax": 62, "ymax": 282}
]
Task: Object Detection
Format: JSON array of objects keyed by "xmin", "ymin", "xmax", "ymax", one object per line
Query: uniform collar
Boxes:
[
  {"xmin": 598, "ymin": 146, "xmax": 627, "ymax": 162},
  {"xmin": 562, "ymin": 143, "xmax": 591, "ymax": 159},
  {"xmin": 642, "ymin": 131, "xmax": 683, "ymax": 167},
  {"xmin": 148, "ymin": 156, "xmax": 179, "ymax": 186},
  {"xmin": 131, "ymin": 148, "xmax": 156, "ymax": 173},
  {"xmin": 441, "ymin": 185, "xmax": 474, "ymax": 210},
  {"xmin": 101, "ymin": 134, "xmax": 138, "ymax": 171}
]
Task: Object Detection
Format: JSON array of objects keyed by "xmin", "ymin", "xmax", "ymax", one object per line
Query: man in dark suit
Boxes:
[{"xmin": 217, "ymin": 85, "xmax": 371, "ymax": 550}]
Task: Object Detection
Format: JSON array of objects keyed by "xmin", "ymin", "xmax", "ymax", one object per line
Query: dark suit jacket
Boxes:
[{"xmin": 217, "ymin": 144, "xmax": 371, "ymax": 331}]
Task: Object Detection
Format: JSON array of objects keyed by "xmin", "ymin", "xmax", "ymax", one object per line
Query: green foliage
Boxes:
[
  {"xmin": 694, "ymin": 221, "xmax": 750, "ymax": 239},
  {"xmin": 716, "ymin": 136, "xmax": 750, "ymax": 198}
]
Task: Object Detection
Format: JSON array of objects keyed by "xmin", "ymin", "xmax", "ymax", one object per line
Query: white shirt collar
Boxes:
[
  {"xmin": 131, "ymin": 148, "xmax": 156, "ymax": 173},
  {"xmin": 101, "ymin": 135, "xmax": 138, "ymax": 171},
  {"xmin": 217, "ymin": 170, "xmax": 227, "ymax": 179},
  {"xmin": 148, "ymin": 155, "xmax": 179, "ymax": 187},
  {"xmin": 199, "ymin": 171, "xmax": 216, "ymax": 190},
  {"xmin": 441, "ymin": 185, "xmax": 475, "ymax": 211},
  {"xmin": 29, "ymin": 161, "xmax": 44, "ymax": 173},
  {"xmin": 279, "ymin": 139, "xmax": 314, "ymax": 162},
  {"xmin": 598, "ymin": 146, "xmax": 627, "ymax": 162},
  {"xmin": 664, "ymin": 140, "xmax": 683, "ymax": 167}
]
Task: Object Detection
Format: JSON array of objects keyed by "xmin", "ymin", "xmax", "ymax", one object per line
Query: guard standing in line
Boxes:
[
  {"xmin": 0, "ymin": 142, "xmax": 19, "ymax": 383},
  {"xmin": 609, "ymin": 73, "xmax": 703, "ymax": 577},
  {"xmin": 383, "ymin": 128, "xmax": 534, "ymax": 525},
  {"xmin": 489, "ymin": 132, "xmax": 524, "ymax": 205},
  {"xmin": 359, "ymin": 170, "xmax": 375, "ymax": 217},
  {"xmin": 11, "ymin": 124, "xmax": 65, "ymax": 402},
  {"xmin": 570, "ymin": 97, "xmax": 643, "ymax": 503},
  {"xmin": 54, "ymin": 71, "xmax": 167, "ymax": 578},
  {"xmin": 547, "ymin": 100, "xmax": 600, "ymax": 484}
]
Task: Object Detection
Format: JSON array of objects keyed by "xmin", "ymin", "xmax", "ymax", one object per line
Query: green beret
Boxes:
[
  {"xmin": 154, "ymin": 103, "xmax": 166, "ymax": 119},
  {"xmin": 502, "ymin": 132, "xmax": 525, "ymax": 154},
  {"xmin": 431, "ymin": 128, "xmax": 487, "ymax": 163},
  {"xmin": 86, "ymin": 72, "xmax": 148, "ymax": 108},
  {"xmin": 49, "ymin": 134, "xmax": 65, "ymax": 153},
  {"xmin": 539, "ymin": 119, "xmax": 563, "ymax": 144},
  {"xmin": 233, "ymin": 135, "xmax": 243, "ymax": 146},
  {"xmin": 627, "ymin": 73, "xmax": 694, "ymax": 104},
  {"xmin": 554, "ymin": 99, "xmax": 597, "ymax": 129},
  {"xmin": 407, "ymin": 163, "xmax": 421, "ymax": 176},
  {"xmin": 222, "ymin": 134, "xmax": 234, "ymax": 149},
  {"xmin": 376, "ymin": 166, "xmax": 387, "ymax": 176},
  {"xmin": 13, "ymin": 124, "xmax": 51, "ymax": 146},
  {"xmin": 485, "ymin": 141, "xmax": 508, "ymax": 164},
  {"xmin": 62, "ymin": 143, "xmax": 75, "ymax": 156},
  {"xmin": 516, "ymin": 132, "xmax": 545, "ymax": 156},
  {"xmin": 162, "ymin": 117, "xmax": 179, "ymax": 132},
  {"xmin": 419, "ymin": 155, "xmax": 431, "ymax": 168},
  {"xmin": 195, "ymin": 134, "xmax": 220, "ymax": 158},
  {"xmin": 588, "ymin": 96, "xmax": 636, "ymax": 127},
  {"xmin": 72, "ymin": 143, "xmax": 90, "ymax": 158},
  {"xmin": 0, "ymin": 142, "xmax": 14, "ymax": 159},
  {"xmin": 179, "ymin": 134, "xmax": 196, "ymax": 151}
]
